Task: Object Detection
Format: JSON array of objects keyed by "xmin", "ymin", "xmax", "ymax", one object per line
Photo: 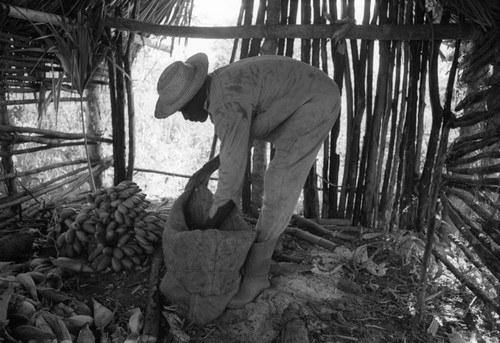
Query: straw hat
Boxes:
[{"xmin": 155, "ymin": 53, "xmax": 209, "ymax": 119}]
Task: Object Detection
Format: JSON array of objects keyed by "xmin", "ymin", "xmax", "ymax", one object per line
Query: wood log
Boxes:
[
  {"xmin": 316, "ymin": 218, "xmax": 352, "ymax": 226},
  {"xmin": 432, "ymin": 248, "xmax": 500, "ymax": 315},
  {"xmin": 284, "ymin": 227, "xmax": 337, "ymax": 251},
  {"xmin": 280, "ymin": 302, "xmax": 309, "ymax": 343},
  {"xmin": 2, "ymin": 4, "xmax": 483, "ymax": 41},
  {"xmin": 291, "ymin": 215, "xmax": 354, "ymax": 241}
]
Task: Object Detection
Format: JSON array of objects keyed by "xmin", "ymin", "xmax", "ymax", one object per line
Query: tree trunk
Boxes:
[
  {"xmin": 85, "ymin": 84, "xmax": 103, "ymax": 188},
  {"xmin": 107, "ymin": 28, "xmax": 127, "ymax": 186}
]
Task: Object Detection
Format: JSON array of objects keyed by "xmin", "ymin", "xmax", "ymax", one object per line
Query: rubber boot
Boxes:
[{"xmin": 226, "ymin": 239, "xmax": 277, "ymax": 309}]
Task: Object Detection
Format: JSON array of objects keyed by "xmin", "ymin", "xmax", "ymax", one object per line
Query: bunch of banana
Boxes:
[
  {"xmin": 132, "ymin": 206, "xmax": 168, "ymax": 254},
  {"xmin": 54, "ymin": 180, "xmax": 170, "ymax": 272},
  {"xmin": 87, "ymin": 240, "xmax": 145, "ymax": 272},
  {"xmin": 55, "ymin": 205, "xmax": 96, "ymax": 258}
]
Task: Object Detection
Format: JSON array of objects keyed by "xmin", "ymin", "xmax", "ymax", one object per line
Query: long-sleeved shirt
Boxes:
[{"xmin": 204, "ymin": 55, "xmax": 338, "ymax": 210}]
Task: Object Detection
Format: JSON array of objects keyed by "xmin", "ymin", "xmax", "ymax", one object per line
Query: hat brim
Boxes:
[{"xmin": 154, "ymin": 53, "xmax": 209, "ymax": 119}]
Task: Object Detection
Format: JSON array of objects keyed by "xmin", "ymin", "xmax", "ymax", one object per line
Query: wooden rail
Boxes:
[{"xmin": 2, "ymin": 3, "xmax": 483, "ymax": 41}]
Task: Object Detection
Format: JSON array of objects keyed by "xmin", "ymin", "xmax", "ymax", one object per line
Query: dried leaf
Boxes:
[
  {"xmin": 0, "ymin": 281, "xmax": 14, "ymax": 323},
  {"xmin": 93, "ymin": 299, "xmax": 114, "ymax": 329}
]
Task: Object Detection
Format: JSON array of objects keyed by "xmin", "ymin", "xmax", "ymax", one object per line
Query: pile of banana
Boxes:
[
  {"xmin": 53, "ymin": 181, "xmax": 168, "ymax": 272},
  {"xmin": 0, "ymin": 262, "xmax": 144, "ymax": 343}
]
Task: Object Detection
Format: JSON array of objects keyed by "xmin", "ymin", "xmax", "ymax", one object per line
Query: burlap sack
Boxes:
[{"xmin": 160, "ymin": 187, "xmax": 256, "ymax": 325}]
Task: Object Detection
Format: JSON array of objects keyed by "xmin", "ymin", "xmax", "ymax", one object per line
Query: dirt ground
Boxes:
[{"xmin": 65, "ymin": 231, "xmax": 499, "ymax": 343}]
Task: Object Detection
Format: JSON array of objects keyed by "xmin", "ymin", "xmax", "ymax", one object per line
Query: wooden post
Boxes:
[
  {"xmin": 0, "ymin": 72, "xmax": 18, "ymax": 201},
  {"xmin": 360, "ymin": 1, "xmax": 390, "ymax": 227},
  {"xmin": 301, "ymin": 0, "xmax": 320, "ymax": 219},
  {"xmin": 240, "ymin": 0, "xmax": 255, "ymax": 214}
]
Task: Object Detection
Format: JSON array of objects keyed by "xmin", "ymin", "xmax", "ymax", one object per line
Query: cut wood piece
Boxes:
[
  {"xmin": 291, "ymin": 215, "xmax": 354, "ymax": 241},
  {"xmin": 280, "ymin": 302, "xmax": 309, "ymax": 343},
  {"xmin": 316, "ymin": 218, "xmax": 352, "ymax": 226},
  {"xmin": 142, "ymin": 249, "xmax": 163, "ymax": 343},
  {"xmin": 284, "ymin": 227, "xmax": 336, "ymax": 251}
]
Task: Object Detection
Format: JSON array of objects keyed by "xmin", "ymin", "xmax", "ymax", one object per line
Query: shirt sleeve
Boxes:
[{"xmin": 210, "ymin": 98, "xmax": 253, "ymax": 212}]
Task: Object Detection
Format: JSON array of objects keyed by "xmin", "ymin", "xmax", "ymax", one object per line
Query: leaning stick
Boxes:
[
  {"xmin": 432, "ymin": 248, "xmax": 500, "ymax": 315},
  {"xmin": 142, "ymin": 249, "xmax": 163, "ymax": 343}
]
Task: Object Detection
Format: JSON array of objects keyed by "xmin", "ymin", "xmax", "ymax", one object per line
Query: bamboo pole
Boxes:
[
  {"xmin": 448, "ymin": 162, "xmax": 500, "ymax": 175},
  {"xmin": 446, "ymin": 150, "xmax": 500, "ymax": 168},
  {"xmin": 325, "ymin": 0, "xmax": 344, "ymax": 218},
  {"xmin": 285, "ymin": 0, "xmax": 298, "ymax": 57},
  {"xmin": 352, "ymin": 0, "xmax": 373, "ymax": 225},
  {"xmin": 0, "ymin": 125, "xmax": 112, "ymax": 143},
  {"xmin": 0, "ymin": 159, "xmax": 111, "ymax": 210},
  {"xmin": 378, "ymin": 37, "xmax": 401, "ymax": 228},
  {"xmin": 442, "ymin": 173, "xmax": 500, "ymax": 187},
  {"xmin": 3, "ymin": 97, "xmax": 88, "ymax": 106},
  {"xmin": 2, "ymin": 4, "xmax": 483, "ymax": 40},
  {"xmin": 416, "ymin": 35, "xmax": 461, "ymax": 323},
  {"xmin": 361, "ymin": 0, "xmax": 391, "ymax": 227},
  {"xmin": 0, "ymin": 158, "xmax": 97, "ymax": 181},
  {"xmin": 248, "ymin": 0, "xmax": 266, "ymax": 57},
  {"xmin": 302, "ymin": 0, "xmax": 321, "ymax": 219},
  {"xmin": 134, "ymin": 167, "xmax": 218, "ymax": 181},
  {"xmin": 417, "ymin": 12, "xmax": 448, "ymax": 232},
  {"xmin": 376, "ymin": 0, "xmax": 399, "ymax": 227},
  {"xmin": 432, "ymin": 248, "xmax": 500, "ymax": 315},
  {"xmin": 321, "ymin": 0, "xmax": 330, "ymax": 218},
  {"xmin": 0, "ymin": 141, "xmax": 98, "ymax": 157},
  {"xmin": 415, "ymin": 40, "xmax": 429, "ymax": 174},
  {"xmin": 451, "ymin": 110, "xmax": 498, "ymax": 128},
  {"xmin": 240, "ymin": 0, "xmax": 255, "ymax": 214},
  {"xmin": 442, "ymin": 194, "xmax": 500, "ymax": 282},
  {"xmin": 448, "ymin": 233, "xmax": 499, "ymax": 287},
  {"xmin": 445, "ymin": 187, "xmax": 500, "ymax": 244},
  {"xmin": 337, "ymin": 42, "xmax": 354, "ymax": 219},
  {"xmin": 124, "ymin": 0, "xmax": 139, "ymax": 182},
  {"xmin": 276, "ymin": 0, "xmax": 289, "ymax": 56}
]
